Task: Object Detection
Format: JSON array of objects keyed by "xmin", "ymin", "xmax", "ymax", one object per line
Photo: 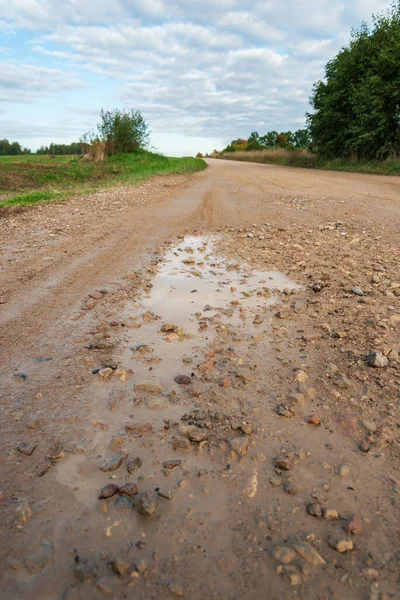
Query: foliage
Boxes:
[
  {"xmin": 0, "ymin": 151, "xmax": 207, "ymax": 208},
  {"xmin": 222, "ymin": 129, "xmax": 311, "ymax": 153},
  {"xmin": 82, "ymin": 108, "xmax": 150, "ymax": 158},
  {"xmin": 0, "ymin": 139, "xmax": 31, "ymax": 155},
  {"xmin": 307, "ymin": 2, "xmax": 400, "ymax": 159},
  {"xmin": 36, "ymin": 142, "xmax": 82, "ymax": 155}
]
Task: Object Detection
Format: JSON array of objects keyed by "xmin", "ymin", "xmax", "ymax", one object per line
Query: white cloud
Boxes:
[{"xmin": 0, "ymin": 0, "xmax": 394, "ymax": 152}]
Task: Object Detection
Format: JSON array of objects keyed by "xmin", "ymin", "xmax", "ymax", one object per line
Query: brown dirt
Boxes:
[{"xmin": 0, "ymin": 159, "xmax": 399, "ymax": 599}]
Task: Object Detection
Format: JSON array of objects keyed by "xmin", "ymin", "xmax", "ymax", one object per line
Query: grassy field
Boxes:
[
  {"xmin": 0, "ymin": 151, "xmax": 207, "ymax": 208},
  {"xmin": 217, "ymin": 148, "xmax": 400, "ymax": 175}
]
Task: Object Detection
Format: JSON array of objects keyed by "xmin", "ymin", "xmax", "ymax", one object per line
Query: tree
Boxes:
[
  {"xmin": 275, "ymin": 133, "xmax": 288, "ymax": 148},
  {"xmin": 0, "ymin": 139, "xmax": 31, "ymax": 155},
  {"xmin": 293, "ymin": 129, "xmax": 311, "ymax": 148},
  {"xmin": 96, "ymin": 108, "xmax": 150, "ymax": 155},
  {"xmin": 307, "ymin": 2, "xmax": 400, "ymax": 159}
]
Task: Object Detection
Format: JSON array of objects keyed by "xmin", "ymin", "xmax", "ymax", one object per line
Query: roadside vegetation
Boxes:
[
  {"xmin": 211, "ymin": 2, "xmax": 400, "ymax": 176},
  {"xmin": 0, "ymin": 109, "xmax": 206, "ymax": 209}
]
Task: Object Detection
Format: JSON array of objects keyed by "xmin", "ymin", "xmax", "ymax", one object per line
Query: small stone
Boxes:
[
  {"xmin": 135, "ymin": 382, "xmax": 163, "ymax": 394},
  {"xmin": 125, "ymin": 423, "xmax": 153, "ymax": 435},
  {"xmin": 187, "ymin": 428, "xmax": 208, "ymax": 442},
  {"xmin": 168, "ymin": 582, "xmax": 184, "ymax": 597},
  {"xmin": 307, "ymin": 415, "xmax": 321, "ymax": 426},
  {"xmin": 291, "ymin": 541, "xmax": 326, "ymax": 565},
  {"xmin": 294, "ymin": 370, "xmax": 308, "ymax": 383},
  {"xmin": 366, "ymin": 351, "xmax": 388, "ymax": 368},
  {"xmin": 270, "ymin": 477, "xmax": 282, "ymax": 487},
  {"xmin": 229, "ymin": 435, "xmax": 249, "ymax": 456},
  {"xmin": 328, "ymin": 535, "xmax": 353, "ymax": 553},
  {"xmin": 344, "ymin": 514, "xmax": 362, "ymax": 534},
  {"xmin": 16, "ymin": 442, "xmax": 37, "ymax": 456},
  {"xmin": 352, "ymin": 286, "xmax": 364, "ymax": 296},
  {"xmin": 114, "ymin": 496, "xmax": 135, "ymax": 512},
  {"xmin": 359, "ymin": 438, "xmax": 372, "ymax": 453},
  {"xmin": 338, "ymin": 464, "xmax": 351, "ymax": 478},
  {"xmin": 274, "ymin": 457, "xmax": 292, "ymax": 471},
  {"xmin": 163, "ymin": 459, "xmax": 182, "ymax": 470},
  {"xmin": 272, "ymin": 545, "xmax": 296, "ymax": 564},
  {"xmin": 113, "ymin": 557, "xmax": 131, "ymax": 577},
  {"xmin": 161, "ymin": 323, "xmax": 178, "ymax": 332},
  {"xmin": 99, "ymin": 455, "xmax": 123, "ymax": 472},
  {"xmin": 98, "ymin": 484, "xmax": 120, "ymax": 499},
  {"xmin": 324, "ymin": 508, "xmax": 339, "ymax": 521},
  {"xmin": 127, "ymin": 457, "xmax": 142, "ymax": 474},
  {"xmin": 135, "ymin": 559, "xmax": 148, "ymax": 574},
  {"xmin": 241, "ymin": 423, "xmax": 253, "ymax": 435},
  {"xmin": 276, "ymin": 403, "xmax": 295, "ymax": 418},
  {"xmin": 136, "ymin": 492, "xmax": 158, "ymax": 516},
  {"xmin": 172, "ymin": 437, "xmax": 191, "ymax": 450},
  {"xmin": 242, "ymin": 471, "xmax": 258, "ymax": 498},
  {"xmin": 306, "ymin": 502, "xmax": 323, "ymax": 518},
  {"xmin": 99, "ymin": 368, "xmax": 114, "ymax": 380},
  {"xmin": 119, "ymin": 483, "xmax": 139, "ymax": 497},
  {"xmin": 174, "ymin": 375, "xmax": 191, "ymax": 385},
  {"xmin": 75, "ymin": 560, "xmax": 98, "ymax": 582},
  {"xmin": 284, "ymin": 481, "xmax": 298, "ymax": 495},
  {"xmin": 312, "ymin": 282, "xmax": 323, "ymax": 292},
  {"xmin": 362, "ymin": 420, "xmax": 377, "ymax": 433}
]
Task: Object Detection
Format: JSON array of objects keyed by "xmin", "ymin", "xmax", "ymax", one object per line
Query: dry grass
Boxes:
[{"xmin": 220, "ymin": 148, "xmax": 318, "ymax": 168}]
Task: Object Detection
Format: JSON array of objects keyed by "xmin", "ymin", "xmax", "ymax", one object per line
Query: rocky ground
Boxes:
[{"xmin": 0, "ymin": 159, "xmax": 399, "ymax": 599}]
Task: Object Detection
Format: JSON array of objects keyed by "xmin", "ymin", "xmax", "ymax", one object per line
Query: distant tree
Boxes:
[
  {"xmin": 293, "ymin": 129, "xmax": 311, "ymax": 148},
  {"xmin": 196, "ymin": 152, "xmax": 203, "ymax": 158},
  {"xmin": 36, "ymin": 142, "xmax": 82, "ymax": 155},
  {"xmin": 95, "ymin": 108, "xmax": 150, "ymax": 155},
  {"xmin": 0, "ymin": 139, "xmax": 31, "ymax": 155},
  {"xmin": 275, "ymin": 133, "xmax": 288, "ymax": 148},
  {"xmin": 259, "ymin": 131, "xmax": 278, "ymax": 147},
  {"xmin": 307, "ymin": 2, "xmax": 400, "ymax": 158}
]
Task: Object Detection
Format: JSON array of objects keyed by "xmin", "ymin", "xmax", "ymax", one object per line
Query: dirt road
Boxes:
[{"xmin": 0, "ymin": 159, "xmax": 399, "ymax": 599}]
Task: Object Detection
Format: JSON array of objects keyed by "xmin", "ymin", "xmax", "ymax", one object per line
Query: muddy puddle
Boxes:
[{"xmin": 54, "ymin": 236, "xmax": 302, "ymax": 506}]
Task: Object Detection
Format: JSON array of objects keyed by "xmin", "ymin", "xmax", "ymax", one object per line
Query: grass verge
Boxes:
[
  {"xmin": 216, "ymin": 149, "xmax": 400, "ymax": 175},
  {"xmin": 0, "ymin": 151, "xmax": 207, "ymax": 208}
]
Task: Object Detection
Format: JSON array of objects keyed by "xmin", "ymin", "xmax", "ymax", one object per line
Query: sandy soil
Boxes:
[{"xmin": 0, "ymin": 159, "xmax": 399, "ymax": 600}]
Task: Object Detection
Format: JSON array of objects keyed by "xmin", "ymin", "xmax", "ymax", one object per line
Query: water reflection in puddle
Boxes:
[{"xmin": 118, "ymin": 236, "xmax": 301, "ymax": 386}]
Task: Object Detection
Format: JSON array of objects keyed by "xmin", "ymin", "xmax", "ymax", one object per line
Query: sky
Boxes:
[{"xmin": 0, "ymin": 0, "xmax": 393, "ymax": 155}]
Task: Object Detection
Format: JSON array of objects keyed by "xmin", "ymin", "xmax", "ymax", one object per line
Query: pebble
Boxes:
[
  {"xmin": 96, "ymin": 576, "xmax": 115, "ymax": 595},
  {"xmin": 172, "ymin": 437, "xmax": 192, "ymax": 450},
  {"xmin": 16, "ymin": 442, "xmax": 37, "ymax": 456},
  {"xmin": 276, "ymin": 404, "xmax": 295, "ymax": 418},
  {"xmin": 352, "ymin": 286, "xmax": 364, "ymax": 296},
  {"xmin": 161, "ymin": 323, "xmax": 178, "ymax": 332},
  {"xmin": 338, "ymin": 464, "xmax": 351, "ymax": 478},
  {"xmin": 270, "ymin": 477, "xmax": 282, "ymax": 487},
  {"xmin": 125, "ymin": 423, "xmax": 153, "ymax": 435},
  {"xmin": 168, "ymin": 582, "xmax": 184, "ymax": 597},
  {"xmin": 114, "ymin": 496, "xmax": 135, "ymax": 512},
  {"xmin": 344, "ymin": 514, "xmax": 362, "ymax": 534},
  {"xmin": 306, "ymin": 502, "xmax": 323, "ymax": 518},
  {"xmin": 135, "ymin": 382, "xmax": 163, "ymax": 393},
  {"xmin": 272, "ymin": 545, "xmax": 296, "ymax": 564},
  {"xmin": 229, "ymin": 435, "xmax": 249, "ymax": 456},
  {"xmin": 99, "ymin": 455, "xmax": 123, "ymax": 472},
  {"xmin": 99, "ymin": 368, "xmax": 114, "ymax": 380},
  {"xmin": 75, "ymin": 560, "xmax": 98, "ymax": 582},
  {"xmin": 274, "ymin": 457, "xmax": 292, "ymax": 471},
  {"xmin": 294, "ymin": 370, "xmax": 308, "ymax": 383},
  {"xmin": 284, "ymin": 481, "xmax": 298, "ymax": 495},
  {"xmin": 163, "ymin": 459, "xmax": 182, "ymax": 470},
  {"xmin": 119, "ymin": 483, "xmax": 139, "ymax": 497},
  {"xmin": 366, "ymin": 351, "xmax": 388, "ymax": 368},
  {"xmin": 135, "ymin": 559, "xmax": 148, "ymax": 573},
  {"xmin": 136, "ymin": 492, "xmax": 159, "ymax": 516},
  {"xmin": 174, "ymin": 374, "xmax": 191, "ymax": 385},
  {"xmin": 363, "ymin": 420, "xmax": 377, "ymax": 433},
  {"xmin": 307, "ymin": 415, "xmax": 321, "ymax": 426},
  {"xmin": 328, "ymin": 535, "xmax": 353, "ymax": 553},
  {"xmin": 291, "ymin": 541, "xmax": 325, "ymax": 565},
  {"xmin": 359, "ymin": 438, "xmax": 372, "ymax": 453},
  {"xmin": 324, "ymin": 508, "xmax": 339, "ymax": 521},
  {"xmin": 98, "ymin": 484, "xmax": 120, "ymax": 499},
  {"xmin": 127, "ymin": 456, "xmax": 142, "ymax": 474},
  {"xmin": 113, "ymin": 557, "xmax": 131, "ymax": 577},
  {"xmin": 243, "ymin": 471, "xmax": 258, "ymax": 498}
]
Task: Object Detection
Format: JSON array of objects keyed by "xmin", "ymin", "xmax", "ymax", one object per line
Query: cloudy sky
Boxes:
[{"xmin": 0, "ymin": 0, "xmax": 393, "ymax": 155}]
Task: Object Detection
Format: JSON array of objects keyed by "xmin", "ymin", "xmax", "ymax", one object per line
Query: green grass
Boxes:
[
  {"xmin": 0, "ymin": 151, "xmax": 207, "ymax": 208},
  {"xmin": 217, "ymin": 149, "xmax": 400, "ymax": 175}
]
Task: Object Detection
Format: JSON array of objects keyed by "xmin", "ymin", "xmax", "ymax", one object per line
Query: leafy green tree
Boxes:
[
  {"xmin": 307, "ymin": 2, "xmax": 400, "ymax": 159},
  {"xmin": 96, "ymin": 108, "xmax": 150, "ymax": 154},
  {"xmin": 293, "ymin": 129, "xmax": 311, "ymax": 148},
  {"xmin": 0, "ymin": 139, "xmax": 31, "ymax": 155}
]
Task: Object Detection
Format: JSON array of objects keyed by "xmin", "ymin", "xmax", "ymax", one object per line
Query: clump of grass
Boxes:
[{"xmin": 0, "ymin": 151, "xmax": 207, "ymax": 209}]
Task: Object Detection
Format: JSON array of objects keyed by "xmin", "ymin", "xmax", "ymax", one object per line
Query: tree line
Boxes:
[
  {"xmin": 222, "ymin": 129, "xmax": 311, "ymax": 153},
  {"xmin": 0, "ymin": 139, "xmax": 31, "ymax": 155},
  {"xmin": 36, "ymin": 143, "xmax": 82, "ymax": 155}
]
